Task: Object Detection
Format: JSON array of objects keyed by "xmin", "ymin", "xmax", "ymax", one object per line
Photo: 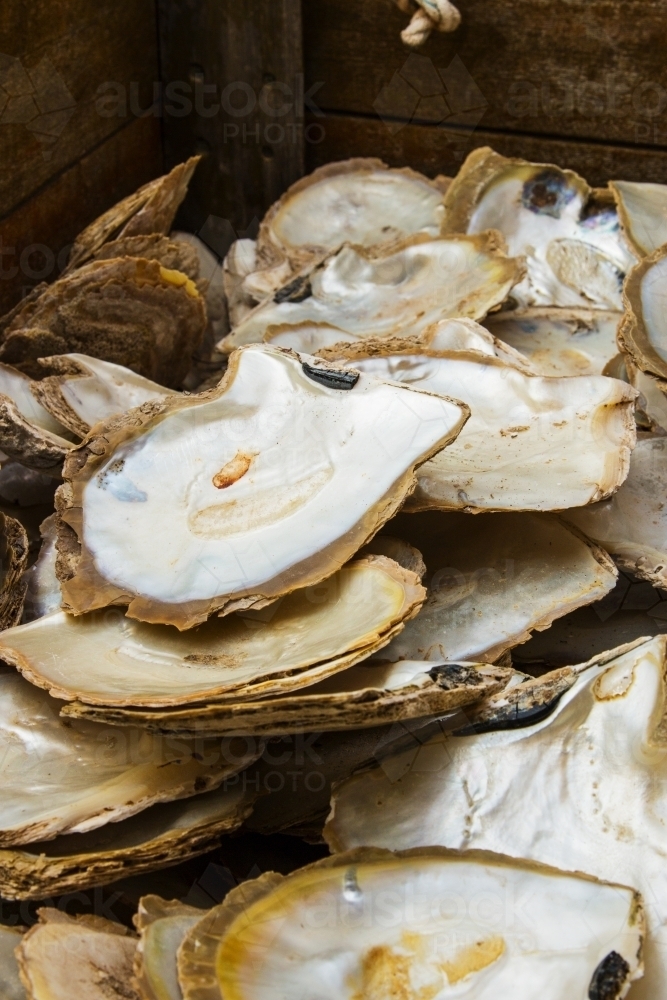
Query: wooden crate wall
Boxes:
[{"xmin": 0, "ymin": 0, "xmax": 163, "ymax": 314}]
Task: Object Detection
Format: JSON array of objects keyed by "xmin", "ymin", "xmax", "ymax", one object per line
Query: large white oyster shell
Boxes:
[
  {"xmin": 176, "ymin": 847, "xmax": 643, "ymax": 1000},
  {"xmin": 325, "ymin": 635, "xmax": 666, "ymax": 999},
  {"xmin": 221, "ymin": 233, "xmax": 522, "ymax": 352},
  {"xmin": 445, "ymin": 147, "xmax": 636, "ymax": 308},
  {"xmin": 372, "ymin": 511, "xmax": 617, "ymax": 663},
  {"xmin": 328, "ymin": 340, "xmax": 636, "ymax": 511},
  {"xmin": 610, "ymin": 179, "xmax": 667, "ymax": 257},
  {"xmin": 618, "ymin": 246, "xmax": 667, "ymax": 387},
  {"xmin": 57, "ymin": 344, "xmax": 468, "ymax": 629}
]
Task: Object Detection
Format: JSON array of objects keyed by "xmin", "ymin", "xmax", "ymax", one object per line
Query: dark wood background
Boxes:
[{"xmin": 2, "ymin": 0, "xmax": 667, "ymax": 314}]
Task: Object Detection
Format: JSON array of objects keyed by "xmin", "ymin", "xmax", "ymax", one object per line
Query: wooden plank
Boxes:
[
  {"xmin": 157, "ymin": 0, "xmax": 304, "ymax": 248},
  {"xmin": 305, "ymin": 112, "xmax": 667, "ymax": 187},
  {"xmin": 0, "ymin": 115, "xmax": 162, "ymax": 316},
  {"xmin": 303, "ymin": 0, "xmax": 667, "ymax": 149},
  {"xmin": 0, "ymin": 0, "xmax": 159, "ymax": 218}
]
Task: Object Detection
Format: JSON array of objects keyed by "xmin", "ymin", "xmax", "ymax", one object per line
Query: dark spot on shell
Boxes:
[
  {"xmin": 453, "ymin": 691, "xmax": 566, "ymax": 736},
  {"xmin": 429, "ymin": 663, "xmax": 485, "ymax": 690},
  {"xmin": 302, "ymin": 363, "xmax": 359, "ymax": 391},
  {"xmin": 194, "ymin": 776, "xmax": 208, "ymax": 791},
  {"xmin": 522, "ymin": 169, "xmax": 573, "ymax": 219},
  {"xmin": 588, "ymin": 951, "xmax": 630, "ymax": 1000},
  {"xmin": 274, "ymin": 275, "xmax": 312, "ymax": 303}
]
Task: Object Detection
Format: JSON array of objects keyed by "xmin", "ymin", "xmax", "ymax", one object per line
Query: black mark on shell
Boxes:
[
  {"xmin": 429, "ymin": 663, "xmax": 485, "ymax": 690},
  {"xmin": 453, "ymin": 691, "xmax": 566, "ymax": 736},
  {"xmin": 522, "ymin": 169, "xmax": 573, "ymax": 219},
  {"xmin": 302, "ymin": 363, "xmax": 359, "ymax": 391},
  {"xmin": 274, "ymin": 275, "xmax": 312, "ymax": 303},
  {"xmin": 588, "ymin": 951, "xmax": 630, "ymax": 1000}
]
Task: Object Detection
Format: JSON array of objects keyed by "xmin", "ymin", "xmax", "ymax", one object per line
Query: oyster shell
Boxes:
[
  {"xmin": 176, "ymin": 847, "xmax": 643, "ymax": 1000},
  {"xmin": 444, "ymin": 147, "xmax": 636, "ymax": 308},
  {"xmin": 133, "ymin": 897, "xmax": 203, "ymax": 1000},
  {"xmin": 610, "ymin": 179, "xmax": 667, "ymax": 257},
  {"xmin": 2, "ymin": 556, "xmax": 425, "ymax": 706},
  {"xmin": 0, "ymin": 258, "xmax": 206, "ymax": 387},
  {"xmin": 0, "ymin": 783, "xmax": 256, "ymax": 901},
  {"xmin": 221, "ymin": 233, "xmax": 523, "ymax": 352},
  {"xmin": 0, "ymin": 363, "xmax": 74, "ymax": 472},
  {"xmin": 55, "ymin": 344, "xmax": 468, "ymax": 629},
  {"xmin": 326, "ymin": 339, "xmax": 636, "ymax": 511},
  {"xmin": 0, "ymin": 669, "xmax": 256, "ymax": 847},
  {"xmin": 22, "ymin": 514, "xmax": 60, "ymax": 621},
  {"xmin": 65, "ymin": 157, "xmax": 200, "ymax": 272},
  {"xmin": 32, "ymin": 354, "xmax": 171, "ymax": 438},
  {"xmin": 243, "ymin": 159, "xmax": 448, "ymax": 299},
  {"xmin": 618, "ymin": 245, "xmax": 667, "ymax": 388},
  {"xmin": 563, "ymin": 435, "xmax": 667, "ymax": 588},
  {"xmin": 0, "ymin": 925, "xmax": 25, "ymax": 1000},
  {"xmin": 485, "ymin": 307, "xmax": 621, "ymax": 376},
  {"xmin": 325, "ymin": 635, "xmax": 667, "ymax": 999},
  {"xmin": 59, "ymin": 660, "xmax": 510, "ymax": 738},
  {"xmin": 90, "ymin": 234, "xmax": 200, "ymax": 278},
  {"xmin": 624, "ymin": 359, "xmax": 667, "ymax": 433},
  {"xmin": 371, "ymin": 511, "xmax": 617, "ymax": 663},
  {"xmin": 17, "ymin": 909, "xmax": 139, "ymax": 1000},
  {"xmin": 0, "ymin": 512, "xmax": 29, "ymax": 629}
]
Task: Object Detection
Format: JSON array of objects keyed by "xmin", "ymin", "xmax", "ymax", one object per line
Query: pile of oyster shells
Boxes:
[{"xmin": 2, "ymin": 149, "xmax": 667, "ymax": 998}]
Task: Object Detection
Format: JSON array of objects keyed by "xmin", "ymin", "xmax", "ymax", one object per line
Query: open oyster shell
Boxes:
[
  {"xmin": 444, "ymin": 147, "xmax": 636, "ymax": 308},
  {"xmin": 325, "ymin": 635, "xmax": 667, "ymax": 999},
  {"xmin": 563, "ymin": 435, "xmax": 667, "ymax": 588},
  {"xmin": 32, "ymin": 354, "xmax": 172, "ymax": 438},
  {"xmin": 221, "ymin": 233, "xmax": 523, "ymax": 352},
  {"xmin": 326, "ymin": 339, "xmax": 636, "ymax": 512},
  {"xmin": 0, "ymin": 258, "xmax": 206, "ymax": 387},
  {"xmin": 58, "ymin": 661, "xmax": 510, "ymax": 738},
  {"xmin": 1, "ymin": 556, "xmax": 425, "ymax": 706},
  {"xmin": 0, "ymin": 783, "xmax": 256, "ymax": 901},
  {"xmin": 241, "ymin": 159, "xmax": 448, "ymax": 300},
  {"xmin": 133, "ymin": 897, "xmax": 203, "ymax": 1000},
  {"xmin": 0, "ymin": 512, "xmax": 29, "ymax": 629},
  {"xmin": 17, "ymin": 909, "xmax": 139, "ymax": 1000},
  {"xmin": 65, "ymin": 157, "xmax": 200, "ymax": 272},
  {"xmin": 0, "ymin": 669, "xmax": 257, "ymax": 847},
  {"xmin": 618, "ymin": 245, "xmax": 667, "ymax": 388},
  {"xmin": 0, "ymin": 363, "xmax": 74, "ymax": 472},
  {"xmin": 610, "ymin": 180, "xmax": 667, "ymax": 257},
  {"xmin": 485, "ymin": 307, "xmax": 621, "ymax": 376},
  {"xmin": 22, "ymin": 514, "xmax": 60, "ymax": 621},
  {"xmin": 0, "ymin": 925, "xmax": 25, "ymax": 1000},
  {"xmin": 372, "ymin": 511, "xmax": 617, "ymax": 664},
  {"xmin": 176, "ymin": 847, "xmax": 643, "ymax": 1000},
  {"xmin": 55, "ymin": 345, "xmax": 468, "ymax": 629}
]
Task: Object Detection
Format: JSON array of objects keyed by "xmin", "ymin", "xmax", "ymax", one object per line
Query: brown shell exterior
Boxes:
[
  {"xmin": 618, "ymin": 245, "xmax": 667, "ymax": 385},
  {"xmin": 0, "ymin": 512, "xmax": 29, "ymax": 629},
  {"xmin": 0, "ymin": 257, "xmax": 206, "ymax": 387},
  {"xmin": 65, "ymin": 156, "xmax": 200, "ymax": 272},
  {"xmin": 0, "ymin": 394, "xmax": 73, "ymax": 471}
]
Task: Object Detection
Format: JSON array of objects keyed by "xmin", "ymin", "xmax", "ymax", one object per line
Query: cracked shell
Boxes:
[
  {"xmin": 17, "ymin": 909, "xmax": 139, "ymax": 1000},
  {"xmin": 444, "ymin": 147, "xmax": 636, "ymax": 308},
  {"xmin": 134, "ymin": 897, "xmax": 203, "ymax": 1000},
  {"xmin": 326, "ymin": 339, "xmax": 636, "ymax": 512},
  {"xmin": 0, "ymin": 258, "xmax": 206, "ymax": 387},
  {"xmin": 55, "ymin": 344, "xmax": 468, "ymax": 629},
  {"xmin": 563, "ymin": 435, "xmax": 667, "ymax": 589},
  {"xmin": 175, "ymin": 847, "xmax": 643, "ymax": 1000},
  {"xmin": 65, "ymin": 157, "xmax": 200, "ymax": 272},
  {"xmin": 618, "ymin": 245, "xmax": 667, "ymax": 388},
  {"xmin": 59, "ymin": 660, "xmax": 510, "ymax": 738},
  {"xmin": 32, "ymin": 354, "xmax": 172, "ymax": 438},
  {"xmin": 0, "ymin": 363, "xmax": 74, "ymax": 472},
  {"xmin": 325, "ymin": 636, "xmax": 667, "ymax": 999},
  {"xmin": 485, "ymin": 307, "xmax": 621, "ymax": 376},
  {"xmin": 610, "ymin": 179, "xmax": 667, "ymax": 257},
  {"xmin": 244, "ymin": 158, "xmax": 448, "ymax": 294},
  {"xmin": 372, "ymin": 511, "xmax": 617, "ymax": 664},
  {"xmin": 0, "ymin": 669, "xmax": 257, "ymax": 847},
  {"xmin": 0, "ymin": 782, "xmax": 256, "ymax": 901},
  {"xmin": 1, "ymin": 556, "xmax": 425, "ymax": 706},
  {"xmin": 221, "ymin": 233, "xmax": 523, "ymax": 352}
]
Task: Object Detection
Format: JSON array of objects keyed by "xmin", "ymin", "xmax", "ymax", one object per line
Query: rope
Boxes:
[{"xmin": 398, "ymin": 0, "xmax": 461, "ymax": 47}]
